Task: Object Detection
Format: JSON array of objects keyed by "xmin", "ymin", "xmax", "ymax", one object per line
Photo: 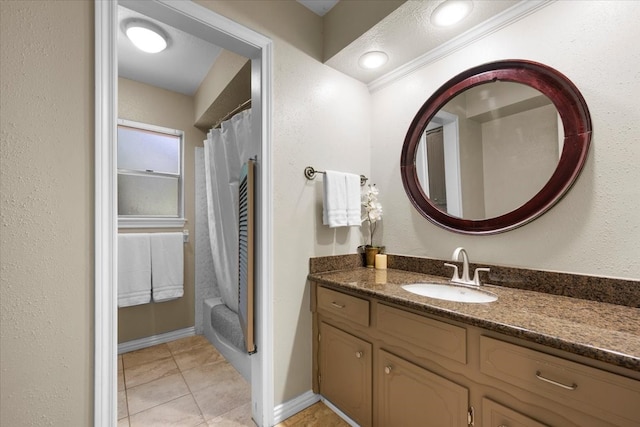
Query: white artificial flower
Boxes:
[{"xmin": 361, "ymin": 184, "xmax": 383, "ymax": 246}]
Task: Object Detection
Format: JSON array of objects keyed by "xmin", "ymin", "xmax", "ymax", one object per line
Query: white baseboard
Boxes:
[
  {"xmin": 272, "ymin": 390, "xmax": 320, "ymax": 424},
  {"xmin": 118, "ymin": 327, "xmax": 196, "ymax": 354},
  {"xmin": 321, "ymin": 397, "xmax": 359, "ymax": 427},
  {"xmin": 272, "ymin": 391, "xmax": 359, "ymax": 426}
]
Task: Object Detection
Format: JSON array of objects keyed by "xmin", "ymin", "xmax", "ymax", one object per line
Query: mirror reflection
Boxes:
[{"xmin": 416, "ymin": 82, "xmax": 564, "ymax": 220}]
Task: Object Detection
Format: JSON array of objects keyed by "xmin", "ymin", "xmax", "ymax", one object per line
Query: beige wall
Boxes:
[
  {"xmin": 194, "ymin": 48, "xmax": 250, "ymax": 124},
  {"xmin": 443, "ymin": 96, "xmax": 485, "ymax": 218},
  {"xmin": 1, "ymin": 0, "xmax": 371, "ymax": 423},
  {"xmin": 371, "ymin": 0, "xmax": 640, "ymax": 279},
  {"xmin": 482, "ymin": 104, "xmax": 558, "ymax": 218},
  {"xmin": 323, "ymin": 0, "xmax": 405, "ymax": 61},
  {"xmin": 117, "ymin": 77, "xmax": 205, "ymax": 343},
  {"xmin": 7, "ymin": 0, "xmax": 637, "ymax": 424},
  {"xmin": 193, "ymin": 1, "xmax": 372, "ymax": 405},
  {"xmin": 0, "ymin": 1, "xmax": 94, "ymax": 425}
]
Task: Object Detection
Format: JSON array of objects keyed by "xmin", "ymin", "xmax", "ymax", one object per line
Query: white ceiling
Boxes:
[
  {"xmin": 118, "ymin": 1, "xmax": 536, "ymax": 95},
  {"xmin": 297, "ymin": 0, "xmax": 340, "ymax": 16},
  {"xmin": 326, "ymin": 0, "xmax": 521, "ymax": 84},
  {"xmin": 118, "ymin": 5, "xmax": 222, "ymax": 96}
]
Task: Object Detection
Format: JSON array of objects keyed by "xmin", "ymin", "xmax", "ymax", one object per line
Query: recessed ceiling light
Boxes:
[
  {"xmin": 358, "ymin": 51, "xmax": 389, "ymax": 69},
  {"xmin": 125, "ymin": 20, "xmax": 168, "ymax": 54},
  {"xmin": 431, "ymin": 0, "xmax": 473, "ymax": 27}
]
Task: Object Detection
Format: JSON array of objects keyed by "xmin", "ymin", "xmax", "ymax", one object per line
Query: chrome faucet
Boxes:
[{"xmin": 444, "ymin": 247, "xmax": 490, "ymax": 287}]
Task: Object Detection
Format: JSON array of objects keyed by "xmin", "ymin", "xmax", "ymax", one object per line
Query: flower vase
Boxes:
[{"xmin": 364, "ymin": 246, "xmax": 380, "ymax": 268}]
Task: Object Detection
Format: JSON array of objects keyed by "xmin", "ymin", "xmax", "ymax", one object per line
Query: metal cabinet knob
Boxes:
[
  {"xmin": 355, "ymin": 351, "xmax": 363, "ymax": 359},
  {"xmin": 384, "ymin": 366, "xmax": 392, "ymax": 374}
]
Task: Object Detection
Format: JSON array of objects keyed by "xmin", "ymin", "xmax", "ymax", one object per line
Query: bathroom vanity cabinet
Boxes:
[{"xmin": 311, "ymin": 282, "xmax": 640, "ymax": 427}]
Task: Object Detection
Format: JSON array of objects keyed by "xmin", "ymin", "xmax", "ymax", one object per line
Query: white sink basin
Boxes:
[{"xmin": 401, "ymin": 283, "xmax": 497, "ymax": 303}]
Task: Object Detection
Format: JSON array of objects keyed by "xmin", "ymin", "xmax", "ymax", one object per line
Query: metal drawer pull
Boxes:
[
  {"xmin": 535, "ymin": 371, "xmax": 577, "ymax": 390},
  {"xmin": 355, "ymin": 351, "xmax": 363, "ymax": 359},
  {"xmin": 384, "ymin": 366, "xmax": 392, "ymax": 374},
  {"xmin": 330, "ymin": 302, "xmax": 345, "ymax": 309}
]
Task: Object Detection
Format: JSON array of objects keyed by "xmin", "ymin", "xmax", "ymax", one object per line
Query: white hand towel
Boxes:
[
  {"xmin": 322, "ymin": 170, "xmax": 348, "ymax": 227},
  {"xmin": 118, "ymin": 233, "xmax": 151, "ymax": 308},
  {"xmin": 150, "ymin": 232, "xmax": 184, "ymax": 302},
  {"xmin": 345, "ymin": 173, "xmax": 362, "ymax": 226}
]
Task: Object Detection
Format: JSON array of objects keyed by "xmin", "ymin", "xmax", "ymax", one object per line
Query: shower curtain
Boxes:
[{"xmin": 203, "ymin": 109, "xmax": 257, "ymax": 313}]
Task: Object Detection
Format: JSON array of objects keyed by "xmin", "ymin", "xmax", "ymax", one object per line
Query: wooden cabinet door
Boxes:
[
  {"xmin": 319, "ymin": 322, "xmax": 372, "ymax": 426},
  {"xmin": 377, "ymin": 349, "xmax": 469, "ymax": 427}
]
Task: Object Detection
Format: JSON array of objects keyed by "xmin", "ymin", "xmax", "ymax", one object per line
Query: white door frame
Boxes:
[
  {"xmin": 94, "ymin": 1, "xmax": 273, "ymax": 425},
  {"xmin": 421, "ymin": 110, "xmax": 463, "ymax": 217}
]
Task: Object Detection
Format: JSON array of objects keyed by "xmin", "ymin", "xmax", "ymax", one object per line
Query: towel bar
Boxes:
[{"xmin": 304, "ymin": 166, "xmax": 368, "ymax": 186}]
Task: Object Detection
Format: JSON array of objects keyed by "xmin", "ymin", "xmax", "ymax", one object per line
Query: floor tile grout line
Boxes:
[
  {"xmin": 120, "ymin": 336, "xmax": 254, "ymax": 425},
  {"xmin": 174, "ymin": 349, "xmax": 209, "ymax": 425},
  {"xmin": 123, "ymin": 356, "xmax": 180, "ymax": 391},
  {"xmin": 127, "ymin": 389, "xmax": 194, "ymax": 418},
  {"xmin": 123, "ymin": 348, "xmax": 191, "ymax": 418}
]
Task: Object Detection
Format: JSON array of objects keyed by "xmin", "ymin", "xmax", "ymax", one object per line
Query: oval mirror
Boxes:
[{"xmin": 401, "ymin": 60, "xmax": 592, "ymax": 234}]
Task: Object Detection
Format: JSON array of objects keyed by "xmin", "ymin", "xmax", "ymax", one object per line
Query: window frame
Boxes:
[{"xmin": 117, "ymin": 118, "xmax": 186, "ymax": 228}]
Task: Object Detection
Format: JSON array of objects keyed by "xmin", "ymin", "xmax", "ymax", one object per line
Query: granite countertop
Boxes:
[{"xmin": 308, "ymin": 267, "xmax": 640, "ymax": 372}]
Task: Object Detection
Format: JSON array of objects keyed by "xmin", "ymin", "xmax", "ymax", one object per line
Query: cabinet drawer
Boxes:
[
  {"xmin": 482, "ymin": 397, "xmax": 546, "ymax": 427},
  {"xmin": 480, "ymin": 336, "xmax": 640, "ymax": 427},
  {"xmin": 376, "ymin": 303, "xmax": 466, "ymax": 364},
  {"xmin": 317, "ymin": 286, "xmax": 369, "ymax": 327}
]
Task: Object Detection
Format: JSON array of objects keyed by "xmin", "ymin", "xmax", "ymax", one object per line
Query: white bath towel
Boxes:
[
  {"xmin": 150, "ymin": 232, "xmax": 184, "ymax": 302},
  {"xmin": 322, "ymin": 170, "xmax": 361, "ymax": 228},
  {"xmin": 345, "ymin": 173, "xmax": 362, "ymax": 226},
  {"xmin": 322, "ymin": 170, "xmax": 348, "ymax": 227},
  {"xmin": 118, "ymin": 233, "xmax": 151, "ymax": 308}
]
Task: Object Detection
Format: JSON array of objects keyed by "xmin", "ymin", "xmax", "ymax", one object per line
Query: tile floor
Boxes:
[{"xmin": 118, "ymin": 335, "xmax": 348, "ymax": 427}]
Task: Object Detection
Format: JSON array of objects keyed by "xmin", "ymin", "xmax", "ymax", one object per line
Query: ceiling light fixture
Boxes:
[
  {"xmin": 125, "ymin": 20, "xmax": 168, "ymax": 54},
  {"xmin": 358, "ymin": 51, "xmax": 389, "ymax": 70},
  {"xmin": 431, "ymin": 0, "xmax": 473, "ymax": 27}
]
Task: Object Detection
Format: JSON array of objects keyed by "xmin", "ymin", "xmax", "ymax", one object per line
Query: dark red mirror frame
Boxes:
[{"xmin": 400, "ymin": 59, "xmax": 592, "ymax": 235}]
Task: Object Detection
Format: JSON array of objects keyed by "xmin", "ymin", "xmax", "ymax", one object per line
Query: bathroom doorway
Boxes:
[{"xmin": 95, "ymin": 1, "xmax": 273, "ymax": 426}]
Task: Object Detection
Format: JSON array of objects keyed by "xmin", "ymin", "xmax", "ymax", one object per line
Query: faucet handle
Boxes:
[
  {"xmin": 472, "ymin": 267, "xmax": 490, "ymax": 286},
  {"xmin": 444, "ymin": 263, "xmax": 460, "ymax": 282}
]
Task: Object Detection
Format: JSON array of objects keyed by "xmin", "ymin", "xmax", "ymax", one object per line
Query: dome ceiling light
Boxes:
[
  {"xmin": 125, "ymin": 20, "xmax": 168, "ymax": 54},
  {"xmin": 431, "ymin": 0, "xmax": 473, "ymax": 27},
  {"xmin": 358, "ymin": 51, "xmax": 389, "ymax": 70}
]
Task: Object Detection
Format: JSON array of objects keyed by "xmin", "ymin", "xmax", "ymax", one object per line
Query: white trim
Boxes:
[
  {"xmin": 95, "ymin": 1, "xmax": 274, "ymax": 427},
  {"xmin": 118, "ymin": 327, "xmax": 195, "ymax": 354},
  {"xmin": 271, "ymin": 392, "xmax": 360, "ymax": 426},
  {"xmin": 118, "ymin": 217, "xmax": 187, "ymax": 228},
  {"xmin": 255, "ymin": 36, "xmax": 275, "ymax": 427},
  {"xmin": 94, "ymin": 1, "xmax": 118, "ymax": 426},
  {"xmin": 272, "ymin": 391, "xmax": 320, "ymax": 424},
  {"xmin": 368, "ymin": 0, "xmax": 553, "ymax": 93},
  {"xmin": 424, "ymin": 111, "xmax": 463, "ymax": 218},
  {"xmin": 321, "ymin": 397, "xmax": 360, "ymax": 427},
  {"xmin": 117, "ymin": 118, "xmax": 183, "ymax": 136}
]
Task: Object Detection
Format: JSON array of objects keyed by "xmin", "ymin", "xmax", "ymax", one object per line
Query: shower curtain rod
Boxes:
[{"xmin": 213, "ymin": 99, "xmax": 252, "ymax": 129}]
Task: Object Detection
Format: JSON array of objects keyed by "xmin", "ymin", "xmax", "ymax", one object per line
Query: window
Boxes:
[{"xmin": 117, "ymin": 119, "xmax": 185, "ymax": 228}]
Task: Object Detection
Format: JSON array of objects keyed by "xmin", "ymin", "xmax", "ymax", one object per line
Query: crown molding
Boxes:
[{"xmin": 368, "ymin": 0, "xmax": 553, "ymax": 93}]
